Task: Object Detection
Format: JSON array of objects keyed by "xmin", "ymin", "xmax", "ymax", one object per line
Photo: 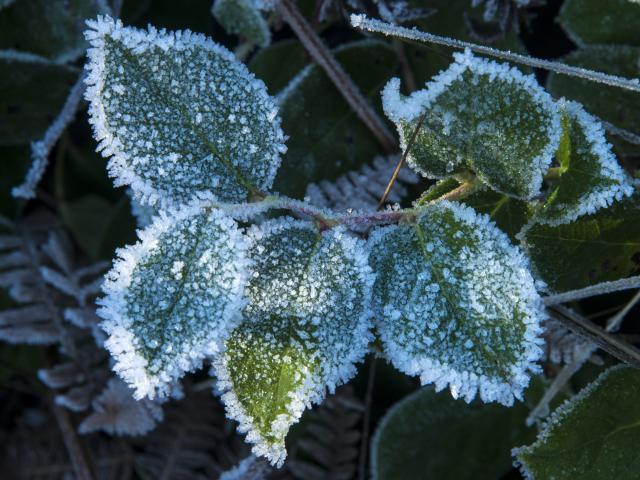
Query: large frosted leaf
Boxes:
[
  {"xmin": 513, "ymin": 365, "xmax": 640, "ymax": 480},
  {"xmin": 559, "ymin": 0, "xmax": 640, "ymax": 47},
  {"xmin": 212, "ymin": 0, "xmax": 270, "ymax": 48},
  {"xmin": 98, "ymin": 204, "xmax": 250, "ymax": 400},
  {"xmin": 382, "ymin": 50, "xmax": 561, "ymax": 199},
  {"xmin": 368, "ymin": 201, "xmax": 544, "ymax": 405},
  {"xmin": 213, "ymin": 218, "xmax": 374, "ymax": 466},
  {"xmin": 529, "ymin": 101, "xmax": 633, "ymax": 227},
  {"xmin": 84, "ymin": 16, "xmax": 286, "ymax": 208},
  {"xmin": 520, "ymin": 193, "xmax": 640, "ymax": 293},
  {"xmin": 372, "ymin": 386, "xmax": 536, "ymax": 480}
]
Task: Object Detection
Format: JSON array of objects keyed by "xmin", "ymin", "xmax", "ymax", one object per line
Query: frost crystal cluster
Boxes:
[{"xmin": 83, "ymin": 13, "xmax": 634, "ymax": 467}]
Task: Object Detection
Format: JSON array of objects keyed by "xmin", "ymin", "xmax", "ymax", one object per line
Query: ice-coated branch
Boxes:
[
  {"xmin": 543, "ymin": 276, "xmax": 640, "ymax": 305},
  {"xmin": 278, "ymin": 0, "xmax": 398, "ymax": 153},
  {"xmin": 12, "ymin": 73, "xmax": 86, "ymax": 199},
  {"xmin": 601, "ymin": 120, "xmax": 640, "ymax": 146},
  {"xmin": 350, "ymin": 14, "xmax": 640, "ymax": 93}
]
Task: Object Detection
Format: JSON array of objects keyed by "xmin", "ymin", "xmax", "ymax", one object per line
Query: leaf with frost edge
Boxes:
[
  {"xmin": 382, "ymin": 49, "xmax": 561, "ymax": 200},
  {"xmin": 212, "ymin": 217, "xmax": 375, "ymax": 466},
  {"xmin": 83, "ymin": 15, "xmax": 286, "ymax": 208},
  {"xmin": 368, "ymin": 201, "xmax": 545, "ymax": 406},
  {"xmin": 98, "ymin": 201, "xmax": 251, "ymax": 400}
]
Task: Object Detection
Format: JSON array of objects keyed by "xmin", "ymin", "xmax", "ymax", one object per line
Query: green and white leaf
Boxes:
[
  {"xmin": 524, "ymin": 101, "xmax": 633, "ymax": 229},
  {"xmin": 382, "ymin": 50, "xmax": 561, "ymax": 199},
  {"xmin": 84, "ymin": 16, "xmax": 286, "ymax": 208},
  {"xmin": 213, "ymin": 218, "xmax": 374, "ymax": 466},
  {"xmin": 368, "ymin": 201, "xmax": 545, "ymax": 406},
  {"xmin": 513, "ymin": 365, "xmax": 640, "ymax": 480},
  {"xmin": 98, "ymin": 202, "xmax": 250, "ymax": 400},
  {"xmin": 559, "ymin": 0, "xmax": 640, "ymax": 47},
  {"xmin": 212, "ymin": 0, "xmax": 271, "ymax": 48}
]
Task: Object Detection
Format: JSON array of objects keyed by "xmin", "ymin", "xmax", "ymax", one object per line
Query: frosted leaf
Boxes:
[
  {"xmin": 84, "ymin": 16, "xmax": 286, "ymax": 208},
  {"xmin": 526, "ymin": 101, "xmax": 633, "ymax": 228},
  {"xmin": 368, "ymin": 201, "xmax": 544, "ymax": 406},
  {"xmin": 213, "ymin": 218, "xmax": 374, "ymax": 466},
  {"xmin": 382, "ymin": 49, "xmax": 561, "ymax": 199},
  {"xmin": 98, "ymin": 203, "xmax": 251, "ymax": 400},
  {"xmin": 79, "ymin": 378, "xmax": 163, "ymax": 436},
  {"xmin": 212, "ymin": 0, "xmax": 271, "ymax": 48}
]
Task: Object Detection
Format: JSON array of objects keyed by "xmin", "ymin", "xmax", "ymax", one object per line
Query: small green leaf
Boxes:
[
  {"xmin": 559, "ymin": 0, "xmax": 640, "ymax": 47},
  {"xmin": 0, "ymin": 58, "xmax": 78, "ymax": 145},
  {"xmin": 529, "ymin": 101, "xmax": 633, "ymax": 227},
  {"xmin": 520, "ymin": 192, "xmax": 640, "ymax": 292},
  {"xmin": 372, "ymin": 386, "xmax": 536, "ymax": 480},
  {"xmin": 98, "ymin": 205, "xmax": 250, "ymax": 400},
  {"xmin": 248, "ymin": 40, "xmax": 308, "ymax": 95},
  {"xmin": 546, "ymin": 45, "xmax": 640, "ymax": 153},
  {"xmin": 383, "ymin": 50, "xmax": 561, "ymax": 199},
  {"xmin": 214, "ymin": 218, "xmax": 374, "ymax": 466},
  {"xmin": 0, "ymin": 0, "xmax": 98, "ymax": 61},
  {"xmin": 463, "ymin": 189, "xmax": 531, "ymax": 241},
  {"xmin": 514, "ymin": 365, "xmax": 640, "ymax": 480},
  {"xmin": 368, "ymin": 201, "xmax": 544, "ymax": 406},
  {"xmin": 274, "ymin": 40, "xmax": 397, "ymax": 198},
  {"xmin": 84, "ymin": 16, "xmax": 286, "ymax": 208},
  {"xmin": 211, "ymin": 0, "xmax": 270, "ymax": 48}
]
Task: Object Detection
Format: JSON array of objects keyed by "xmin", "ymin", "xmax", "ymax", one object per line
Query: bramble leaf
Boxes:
[
  {"xmin": 98, "ymin": 204, "xmax": 250, "ymax": 400},
  {"xmin": 212, "ymin": 0, "xmax": 271, "ymax": 48},
  {"xmin": 382, "ymin": 50, "xmax": 561, "ymax": 199},
  {"xmin": 214, "ymin": 218, "xmax": 374, "ymax": 466},
  {"xmin": 513, "ymin": 365, "xmax": 640, "ymax": 480},
  {"xmin": 559, "ymin": 0, "xmax": 640, "ymax": 47},
  {"xmin": 368, "ymin": 201, "xmax": 544, "ymax": 405},
  {"xmin": 84, "ymin": 16, "xmax": 286, "ymax": 208}
]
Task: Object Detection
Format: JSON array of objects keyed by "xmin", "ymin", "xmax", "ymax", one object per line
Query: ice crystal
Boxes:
[
  {"xmin": 84, "ymin": 16, "xmax": 286, "ymax": 208},
  {"xmin": 212, "ymin": 0, "xmax": 271, "ymax": 48},
  {"xmin": 381, "ymin": 49, "xmax": 561, "ymax": 199},
  {"xmin": 368, "ymin": 201, "xmax": 545, "ymax": 405},
  {"xmin": 98, "ymin": 202, "xmax": 251, "ymax": 400},
  {"xmin": 213, "ymin": 218, "xmax": 374, "ymax": 466}
]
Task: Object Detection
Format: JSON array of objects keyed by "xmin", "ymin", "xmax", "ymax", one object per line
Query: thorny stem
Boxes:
[
  {"xmin": 378, "ymin": 112, "xmax": 427, "ymax": 208},
  {"xmin": 278, "ymin": 0, "xmax": 398, "ymax": 153},
  {"xmin": 350, "ymin": 15, "xmax": 640, "ymax": 93},
  {"xmin": 543, "ymin": 276, "xmax": 640, "ymax": 306},
  {"xmin": 53, "ymin": 403, "xmax": 97, "ymax": 480},
  {"xmin": 358, "ymin": 358, "xmax": 377, "ymax": 480}
]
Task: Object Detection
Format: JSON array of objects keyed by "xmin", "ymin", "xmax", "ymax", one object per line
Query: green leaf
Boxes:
[
  {"xmin": 520, "ymin": 193, "xmax": 640, "ymax": 292},
  {"xmin": 559, "ymin": 0, "xmax": 640, "ymax": 47},
  {"xmin": 0, "ymin": 58, "xmax": 78, "ymax": 145},
  {"xmin": 248, "ymin": 40, "xmax": 308, "ymax": 95},
  {"xmin": 546, "ymin": 46, "xmax": 640, "ymax": 141},
  {"xmin": 368, "ymin": 201, "xmax": 544, "ymax": 406},
  {"xmin": 274, "ymin": 40, "xmax": 397, "ymax": 198},
  {"xmin": 0, "ymin": 0, "xmax": 98, "ymax": 61},
  {"xmin": 463, "ymin": 189, "xmax": 531, "ymax": 241},
  {"xmin": 214, "ymin": 218, "xmax": 374, "ymax": 466},
  {"xmin": 84, "ymin": 16, "xmax": 286, "ymax": 208},
  {"xmin": 212, "ymin": 0, "xmax": 270, "ymax": 48},
  {"xmin": 528, "ymin": 101, "xmax": 633, "ymax": 227},
  {"xmin": 513, "ymin": 365, "xmax": 640, "ymax": 480},
  {"xmin": 372, "ymin": 386, "xmax": 536, "ymax": 480},
  {"xmin": 383, "ymin": 50, "xmax": 561, "ymax": 199},
  {"xmin": 98, "ymin": 205, "xmax": 250, "ymax": 400}
]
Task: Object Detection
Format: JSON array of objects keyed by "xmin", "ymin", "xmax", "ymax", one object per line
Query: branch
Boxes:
[
  {"xmin": 278, "ymin": 0, "xmax": 398, "ymax": 153},
  {"xmin": 543, "ymin": 276, "xmax": 640, "ymax": 306},
  {"xmin": 350, "ymin": 15, "xmax": 640, "ymax": 93}
]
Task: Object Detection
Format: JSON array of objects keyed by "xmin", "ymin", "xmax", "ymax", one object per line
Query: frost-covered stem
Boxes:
[
  {"xmin": 350, "ymin": 15, "xmax": 640, "ymax": 93},
  {"xmin": 606, "ymin": 289, "xmax": 640, "ymax": 332},
  {"xmin": 278, "ymin": 0, "xmax": 398, "ymax": 153},
  {"xmin": 52, "ymin": 403, "xmax": 96, "ymax": 480},
  {"xmin": 543, "ymin": 276, "xmax": 640, "ymax": 306},
  {"xmin": 378, "ymin": 112, "xmax": 426, "ymax": 208},
  {"xmin": 435, "ymin": 180, "xmax": 477, "ymax": 202},
  {"xmin": 549, "ymin": 305, "xmax": 640, "ymax": 369},
  {"xmin": 358, "ymin": 358, "xmax": 376, "ymax": 480},
  {"xmin": 601, "ymin": 121, "xmax": 640, "ymax": 146},
  {"xmin": 12, "ymin": 73, "xmax": 86, "ymax": 199}
]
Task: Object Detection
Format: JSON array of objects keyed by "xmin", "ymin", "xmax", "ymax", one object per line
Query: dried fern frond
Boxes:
[
  {"xmin": 286, "ymin": 386, "xmax": 363, "ymax": 480},
  {"xmin": 542, "ymin": 318, "xmax": 593, "ymax": 365}
]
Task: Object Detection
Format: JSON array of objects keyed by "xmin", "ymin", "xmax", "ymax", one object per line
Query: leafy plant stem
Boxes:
[{"xmin": 278, "ymin": 0, "xmax": 398, "ymax": 153}]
